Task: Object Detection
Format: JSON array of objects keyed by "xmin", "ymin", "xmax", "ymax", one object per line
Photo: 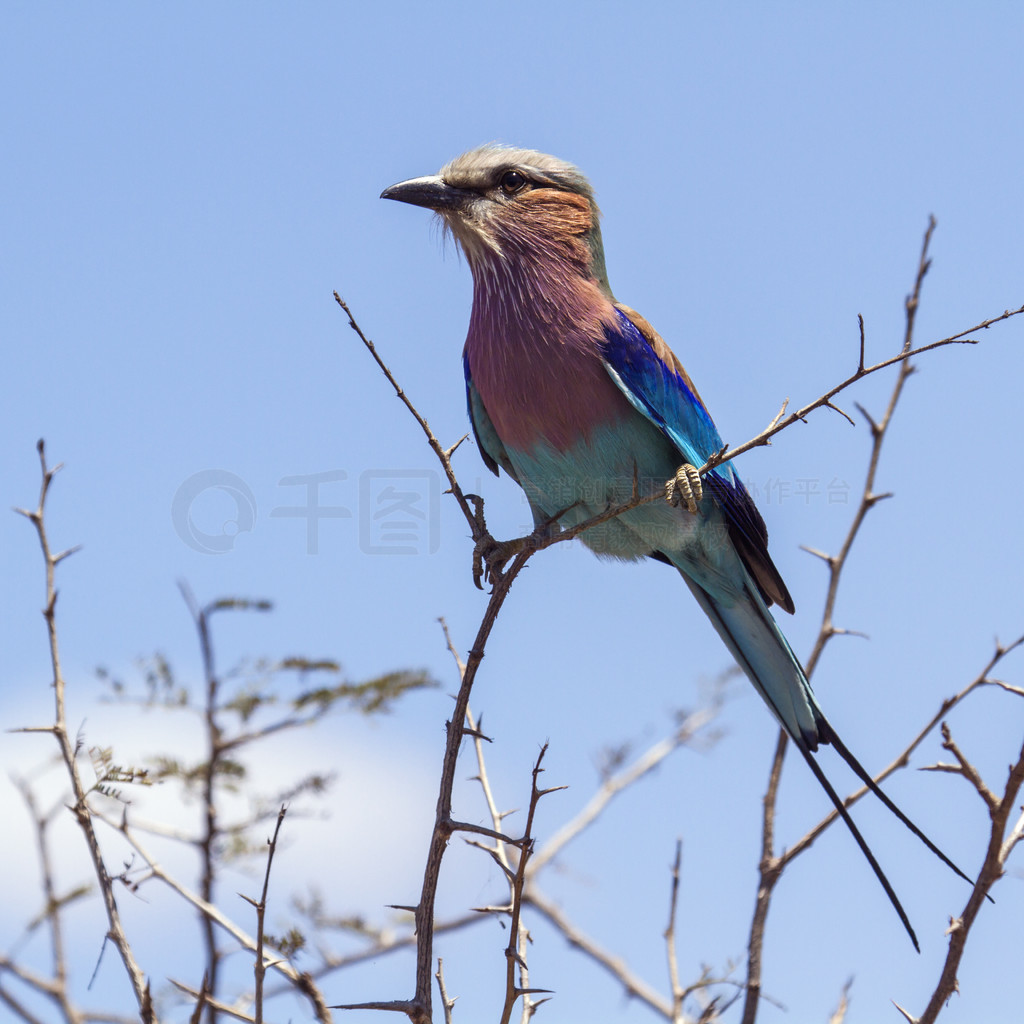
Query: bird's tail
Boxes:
[{"xmin": 680, "ymin": 573, "xmax": 975, "ymax": 950}]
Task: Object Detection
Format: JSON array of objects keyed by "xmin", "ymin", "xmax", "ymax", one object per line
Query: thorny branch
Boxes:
[
  {"xmin": 90, "ymin": 806, "xmax": 316, "ymax": 993},
  {"xmin": 699, "ymin": 298, "xmax": 1024, "ymax": 476},
  {"xmin": 460, "ymin": 667, "xmax": 732, "ymax": 1023},
  {"xmin": 497, "ymin": 747, "xmax": 558, "ymax": 1024},
  {"xmin": 179, "ymin": 581, "xmax": 229, "ymax": 1023},
  {"xmin": 912, "ymin": 639, "xmax": 1024, "ymax": 1023},
  {"xmin": 245, "ymin": 806, "xmax": 288, "ymax": 1024},
  {"xmin": 14, "ymin": 441, "xmax": 153, "ymax": 1022}
]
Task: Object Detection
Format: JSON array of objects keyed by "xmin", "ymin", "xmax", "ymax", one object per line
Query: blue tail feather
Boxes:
[
  {"xmin": 676, "ymin": 566, "xmax": 977, "ymax": 948},
  {"xmin": 679, "ymin": 573, "xmax": 823, "ymax": 749}
]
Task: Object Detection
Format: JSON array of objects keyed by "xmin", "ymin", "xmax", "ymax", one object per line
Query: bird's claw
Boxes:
[
  {"xmin": 472, "ymin": 535, "xmax": 528, "ymax": 589},
  {"xmin": 466, "ymin": 492, "xmax": 529, "ymax": 589},
  {"xmin": 665, "ymin": 463, "xmax": 703, "ymax": 514}
]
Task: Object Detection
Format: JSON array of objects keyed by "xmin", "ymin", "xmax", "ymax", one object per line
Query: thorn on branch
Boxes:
[
  {"xmin": 767, "ymin": 400, "xmax": 789, "ymax": 432},
  {"xmin": 892, "ymin": 1000, "xmax": 919, "ymax": 1024},
  {"xmin": 800, "ymin": 545, "xmax": 836, "ymax": 568},
  {"xmin": 854, "ymin": 402, "xmax": 881, "ymax": 437},
  {"xmin": 940, "ymin": 722, "xmax": 998, "ymax": 810},
  {"xmin": 53, "ymin": 545, "xmax": 83, "ymax": 565},
  {"xmin": 444, "ymin": 433, "xmax": 470, "ymax": 459},
  {"xmin": 507, "ymin": 949, "xmax": 529, "ymax": 971},
  {"xmin": 829, "ymin": 627, "xmax": 869, "ymax": 641},
  {"xmin": 330, "ymin": 999, "xmax": 422, "ymax": 1013},
  {"xmin": 824, "ymin": 400, "xmax": 856, "ymax": 427},
  {"xmin": 864, "ymin": 491, "xmax": 893, "ymax": 507}
]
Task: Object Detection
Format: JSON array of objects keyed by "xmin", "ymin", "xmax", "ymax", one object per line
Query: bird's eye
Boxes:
[{"xmin": 499, "ymin": 169, "xmax": 528, "ymax": 195}]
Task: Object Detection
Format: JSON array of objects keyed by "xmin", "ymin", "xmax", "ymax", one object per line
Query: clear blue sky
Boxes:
[{"xmin": 3, "ymin": 4, "xmax": 1023, "ymax": 1023}]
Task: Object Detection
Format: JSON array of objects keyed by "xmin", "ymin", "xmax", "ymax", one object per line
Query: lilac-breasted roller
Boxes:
[{"xmin": 382, "ymin": 145, "xmax": 970, "ymax": 948}]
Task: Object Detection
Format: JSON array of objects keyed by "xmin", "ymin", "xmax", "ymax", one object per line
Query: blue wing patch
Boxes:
[{"xmin": 600, "ymin": 307, "xmax": 793, "ymax": 612}]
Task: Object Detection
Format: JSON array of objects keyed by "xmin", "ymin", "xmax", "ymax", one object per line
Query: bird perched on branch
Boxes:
[{"xmin": 382, "ymin": 144, "xmax": 971, "ymax": 948}]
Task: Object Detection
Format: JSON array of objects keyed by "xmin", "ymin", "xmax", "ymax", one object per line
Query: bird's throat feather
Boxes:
[{"xmin": 463, "ymin": 256, "xmax": 629, "ymax": 453}]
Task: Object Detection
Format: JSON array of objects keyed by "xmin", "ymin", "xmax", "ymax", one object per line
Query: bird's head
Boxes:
[{"xmin": 381, "ymin": 145, "xmax": 612, "ymax": 297}]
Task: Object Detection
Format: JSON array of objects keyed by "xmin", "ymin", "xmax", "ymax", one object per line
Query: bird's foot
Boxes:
[
  {"xmin": 472, "ymin": 534, "xmax": 528, "ymax": 589},
  {"xmin": 665, "ymin": 463, "xmax": 703, "ymax": 514},
  {"xmin": 466, "ymin": 493, "xmax": 530, "ymax": 589}
]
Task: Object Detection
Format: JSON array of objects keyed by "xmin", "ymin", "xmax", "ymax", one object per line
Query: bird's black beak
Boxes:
[{"xmin": 380, "ymin": 174, "xmax": 473, "ymax": 212}]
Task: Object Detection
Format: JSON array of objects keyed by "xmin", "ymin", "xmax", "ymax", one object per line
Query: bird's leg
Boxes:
[{"xmin": 665, "ymin": 463, "xmax": 703, "ymax": 514}]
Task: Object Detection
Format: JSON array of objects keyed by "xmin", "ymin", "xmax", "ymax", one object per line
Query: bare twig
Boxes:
[
  {"xmin": 179, "ymin": 582, "xmax": 227, "ymax": 1019},
  {"xmin": 525, "ymin": 887, "xmax": 673, "ymax": 1018},
  {"xmin": 170, "ymin": 978, "xmax": 256, "ymax": 1023},
  {"xmin": 243, "ymin": 806, "xmax": 288, "ymax": 1024},
  {"xmin": 700, "ymin": 294, "xmax": 1024, "ymax": 475},
  {"xmin": 303, "ymin": 913, "xmax": 483, "ymax": 980},
  {"xmin": 498, "ymin": 747, "xmax": 559, "ymax": 1024},
  {"xmin": 435, "ymin": 960, "xmax": 456, "ymax": 1024},
  {"xmin": 334, "ymin": 294, "xmax": 480, "ymax": 539},
  {"xmin": 828, "ymin": 978, "xmax": 853, "ymax": 1024},
  {"xmin": 15, "ymin": 441, "xmax": 152, "ymax": 1021},
  {"xmin": 916, "ymin": 714, "xmax": 1024, "ymax": 1021},
  {"xmin": 91, "ymin": 808, "xmax": 311, "ymax": 992},
  {"xmin": 9, "ymin": 779, "xmax": 78, "ymax": 1023},
  {"xmin": 664, "ymin": 840, "xmax": 685, "ymax": 1023}
]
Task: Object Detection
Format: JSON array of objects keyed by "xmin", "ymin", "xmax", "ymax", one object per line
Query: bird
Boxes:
[{"xmin": 381, "ymin": 144, "xmax": 972, "ymax": 949}]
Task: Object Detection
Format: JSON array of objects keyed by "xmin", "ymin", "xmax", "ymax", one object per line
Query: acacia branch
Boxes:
[
  {"xmin": 434, "ymin": 960, "xmax": 455, "ymax": 1024},
  {"xmin": 90, "ymin": 809, "xmax": 315, "ymax": 995},
  {"xmin": 916, "ymin": 718, "xmax": 1024, "ymax": 1022},
  {"xmin": 334, "ymin": 293, "xmax": 480, "ymax": 539},
  {"xmin": 700, "ymin": 298, "xmax": 1023, "ymax": 475},
  {"xmin": 524, "ymin": 887, "xmax": 673, "ymax": 1018},
  {"xmin": 179, "ymin": 582, "xmax": 225, "ymax": 1021},
  {"xmin": 10, "ymin": 778, "xmax": 78, "ymax": 1024},
  {"xmin": 15, "ymin": 441, "xmax": 152, "ymax": 1021},
  {"xmin": 664, "ymin": 840, "xmax": 685, "ymax": 1023},
  {"xmin": 246, "ymin": 806, "xmax": 288, "ymax": 1024},
  {"xmin": 169, "ymin": 980, "xmax": 255, "ymax": 1024},
  {"xmin": 498, "ymin": 747, "xmax": 557, "ymax": 1024}
]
